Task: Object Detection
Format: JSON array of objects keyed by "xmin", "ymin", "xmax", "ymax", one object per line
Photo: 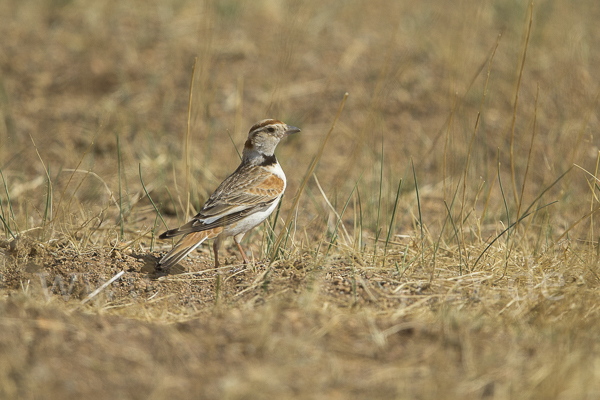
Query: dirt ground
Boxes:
[
  {"xmin": 2, "ymin": 234, "xmax": 600, "ymax": 399},
  {"xmin": 1, "ymin": 234, "xmax": 437, "ymax": 316}
]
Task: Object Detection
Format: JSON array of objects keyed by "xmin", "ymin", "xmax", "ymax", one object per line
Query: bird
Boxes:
[{"xmin": 156, "ymin": 119, "xmax": 300, "ymax": 271}]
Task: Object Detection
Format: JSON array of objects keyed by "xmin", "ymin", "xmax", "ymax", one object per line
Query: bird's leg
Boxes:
[
  {"xmin": 234, "ymin": 234, "xmax": 250, "ymax": 264},
  {"xmin": 213, "ymin": 239, "xmax": 221, "ymax": 268},
  {"xmin": 235, "ymin": 241, "xmax": 251, "ymax": 264}
]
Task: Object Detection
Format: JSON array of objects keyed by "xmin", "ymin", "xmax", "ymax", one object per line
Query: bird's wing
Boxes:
[{"xmin": 159, "ymin": 164, "xmax": 284, "ymax": 239}]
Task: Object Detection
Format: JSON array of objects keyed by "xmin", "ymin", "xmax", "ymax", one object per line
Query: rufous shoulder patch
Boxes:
[
  {"xmin": 245, "ymin": 174, "xmax": 284, "ymax": 196},
  {"xmin": 257, "ymin": 174, "xmax": 285, "ymax": 191}
]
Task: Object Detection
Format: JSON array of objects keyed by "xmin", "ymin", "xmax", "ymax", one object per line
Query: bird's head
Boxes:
[{"xmin": 243, "ymin": 119, "xmax": 300, "ymax": 161}]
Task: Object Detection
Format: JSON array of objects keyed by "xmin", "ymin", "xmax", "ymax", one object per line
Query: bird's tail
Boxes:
[{"xmin": 156, "ymin": 230, "xmax": 218, "ymax": 271}]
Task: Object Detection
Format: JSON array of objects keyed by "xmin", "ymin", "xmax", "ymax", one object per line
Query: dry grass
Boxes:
[{"xmin": 1, "ymin": 0, "xmax": 600, "ymax": 398}]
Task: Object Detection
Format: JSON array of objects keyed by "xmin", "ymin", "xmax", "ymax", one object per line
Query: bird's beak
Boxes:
[{"xmin": 285, "ymin": 125, "xmax": 301, "ymax": 135}]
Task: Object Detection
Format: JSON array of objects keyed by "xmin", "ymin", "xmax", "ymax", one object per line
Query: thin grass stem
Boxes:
[
  {"xmin": 184, "ymin": 58, "xmax": 198, "ymax": 222},
  {"xmin": 383, "ymin": 177, "xmax": 404, "ymax": 269},
  {"xmin": 139, "ymin": 164, "xmax": 168, "ymax": 231},
  {"xmin": 509, "ymin": 1, "xmax": 534, "ymax": 206},
  {"xmin": 0, "ymin": 167, "xmax": 17, "ymax": 236},
  {"xmin": 411, "ymin": 159, "xmax": 426, "ymax": 279},
  {"xmin": 268, "ymin": 92, "xmax": 348, "ymax": 263},
  {"xmin": 117, "ymin": 132, "xmax": 124, "ymax": 238}
]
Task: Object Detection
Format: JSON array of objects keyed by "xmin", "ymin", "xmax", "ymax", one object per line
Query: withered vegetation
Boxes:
[{"xmin": 1, "ymin": 0, "xmax": 600, "ymax": 398}]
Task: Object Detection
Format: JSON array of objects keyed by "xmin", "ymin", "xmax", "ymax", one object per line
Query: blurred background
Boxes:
[
  {"xmin": 3, "ymin": 2, "xmax": 600, "ymax": 398},
  {"xmin": 1, "ymin": 0, "xmax": 599, "ymax": 248}
]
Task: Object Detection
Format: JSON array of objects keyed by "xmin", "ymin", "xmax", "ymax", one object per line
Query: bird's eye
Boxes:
[{"xmin": 266, "ymin": 127, "xmax": 275, "ymax": 133}]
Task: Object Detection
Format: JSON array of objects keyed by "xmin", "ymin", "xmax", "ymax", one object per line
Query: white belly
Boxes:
[
  {"xmin": 220, "ymin": 162, "xmax": 286, "ymax": 239},
  {"xmin": 222, "ymin": 197, "xmax": 282, "ymax": 238}
]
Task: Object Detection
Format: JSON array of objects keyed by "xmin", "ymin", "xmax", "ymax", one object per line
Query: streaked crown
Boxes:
[{"xmin": 243, "ymin": 119, "xmax": 300, "ymax": 159}]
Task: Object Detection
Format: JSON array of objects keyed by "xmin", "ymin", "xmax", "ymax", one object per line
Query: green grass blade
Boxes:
[
  {"xmin": 411, "ymin": 159, "xmax": 425, "ymax": 277},
  {"xmin": 326, "ymin": 180, "xmax": 359, "ymax": 257},
  {"xmin": 382, "ymin": 177, "xmax": 403, "ymax": 268},
  {"xmin": 473, "ymin": 201, "xmax": 558, "ymax": 269},
  {"xmin": 266, "ymin": 196, "xmax": 283, "ymax": 258},
  {"xmin": 444, "ymin": 201, "xmax": 464, "ymax": 275}
]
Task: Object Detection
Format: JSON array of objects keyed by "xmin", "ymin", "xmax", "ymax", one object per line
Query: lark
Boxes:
[{"xmin": 156, "ymin": 119, "xmax": 300, "ymax": 271}]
